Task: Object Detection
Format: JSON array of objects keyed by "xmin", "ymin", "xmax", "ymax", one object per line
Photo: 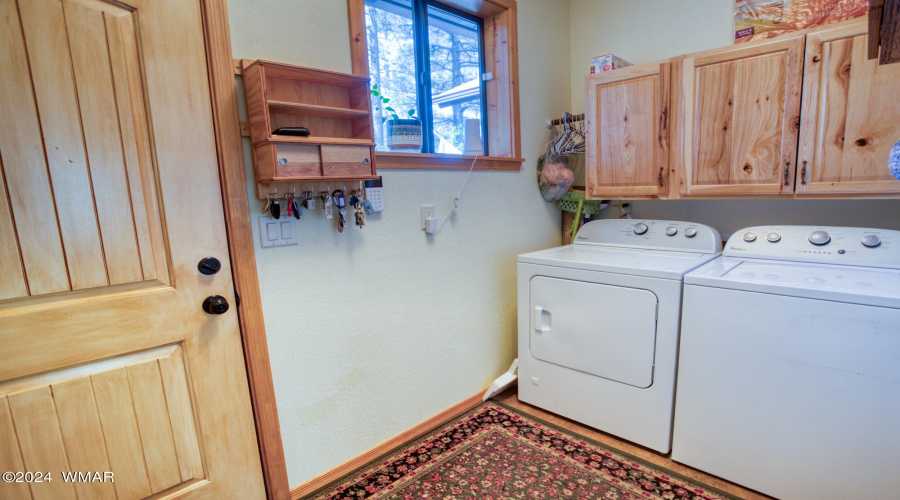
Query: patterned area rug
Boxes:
[{"xmin": 305, "ymin": 402, "xmax": 737, "ymax": 500}]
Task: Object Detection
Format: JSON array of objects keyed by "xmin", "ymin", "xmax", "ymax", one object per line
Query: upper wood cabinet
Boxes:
[
  {"xmin": 585, "ymin": 61, "xmax": 670, "ymax": 200},
  {"xmin": 672, "ymin": 34, "xmax": 805, "ymax": 197},
  {"xmin": 585, "ymin": 19, "xmax": 900, "ymax": 200},
  {"xmin": 797, "ymin": 20, "xmax": 900, "ymax": 196}
]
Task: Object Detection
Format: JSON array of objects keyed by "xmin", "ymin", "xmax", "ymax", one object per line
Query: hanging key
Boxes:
[
  {"xmin": 303, "ymin": 191, "xmax": 316, "ymax": 210},
  {"xmin": 284, "ymin": 194, "xmax": 293, "ymax": 217},
  {"xmin": 332, "ymin": 190, "xmax": 346, "ymax": 209},
  {"xmin": 320, "ymin": 191, "xmax": 333, "ymax": 219},
  {"xmin": 292, "ymin": 196, "xmax": 302, "ymax": 219},
  {"xmin": 262, "ymin": 195, "xmax": 272, "ymax": 215},
  {"xmin": 338, "ymin": 208, "xmax": 346, "ymax": 233},
  {"xmin": 269, "ymin": 197, "xmax": 281, "ymax": 219},
  {"xmin": 355, "ymin": 202, "xmax": 366, "ymax": 228}
]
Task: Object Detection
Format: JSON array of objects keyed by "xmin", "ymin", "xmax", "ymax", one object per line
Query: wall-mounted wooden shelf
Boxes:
[{"xmin": 242, "ymin": 60, "xmax": 378, "ymax": 198}]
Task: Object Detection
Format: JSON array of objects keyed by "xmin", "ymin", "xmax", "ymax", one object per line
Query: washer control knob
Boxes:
[
  {"xmin": 665, "ymin": 227, "xmax": 678, "ymax": 236},
  {"xmin": 861, "ymin": 234, "xmax": 882, "ymax": 248},
  {"xmin": 743, "ymin": 232, "xmax": 758, "ymax": 242},
  {"xmin": 766, "ymin": 232, "xmax": 782, "ymax": 243},
  {"xmin": 633, "ymin": 223, "xmax": 649, "ymax": 235},
  {"xmin": 684, "ymin": 228, "xmax": 698, "ymax": 238},
  {"xmin": 809, "ymin": 230, "xmax": 831, "ymax": 246}
]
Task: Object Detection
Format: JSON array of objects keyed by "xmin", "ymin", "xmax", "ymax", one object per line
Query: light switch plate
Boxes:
[{"xmin": 259, "ymin": 216, "xmax": 298, "ymax": 248}]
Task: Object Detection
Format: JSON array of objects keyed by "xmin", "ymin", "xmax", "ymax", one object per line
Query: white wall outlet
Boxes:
[
  {"xmin": 420, "ymin": 205, "xmax": 435, "ymax": 230},
  {"xmin": 259, "ymin": 216, "xmax": 298, "ymax": 248}
]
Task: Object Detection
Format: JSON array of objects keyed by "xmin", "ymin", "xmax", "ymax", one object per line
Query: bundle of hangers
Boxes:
[{"xmin": 545, "ymin": 112, "xmax": 585, "ymax": 157}]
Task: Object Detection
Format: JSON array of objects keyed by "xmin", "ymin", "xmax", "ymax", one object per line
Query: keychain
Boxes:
[
  {"xmin": 354, "ymin": 201, "xmax": 365, "ymax": 228},
  {"xmin": 292, "ymin": 194, "xmax": 302, "ymax": 219},
  {"xmin": 320, "ymin": 191, "xmax": 333, "ymax": 219},
  {"xmin": 302, "ymin": 191, "xmax": 316, "ymax": 210},
  {"xmin": 333, "ymin": 190, "xmax": 346, "ymax": 233},
  {"xmin": 269, "ymin": 196, "xmax": 281, "ymax": 219}
]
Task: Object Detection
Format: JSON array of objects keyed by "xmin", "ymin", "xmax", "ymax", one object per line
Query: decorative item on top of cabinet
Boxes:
[
  {"xmin": 585, "ymin": 60, "xmax": 670, "ymax": 200},
  {"xmin": 670, "ymin": 33, "xmax": 805, "ymax": 198},
  {"xmin": 798, "ymin": 19, "xmax": 900, "ymax": 196},
  {"xmin": 241, "ymin": 60, "xmax": 377, "ymax": 198}
]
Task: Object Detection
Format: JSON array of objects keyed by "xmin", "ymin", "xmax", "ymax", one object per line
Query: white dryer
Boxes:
[
  {"xmin": 673, "ymin": 226, "xmax": 900, "ymax": 500},
  {"xmin": 517, "ymin": 219, "xmax": 721, "ymax": 453}
]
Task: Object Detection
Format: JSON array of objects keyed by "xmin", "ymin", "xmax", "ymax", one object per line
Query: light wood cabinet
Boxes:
[
  {"xmin": 585, "ymin": 61, "xmax": 670, "ymax": 200},
  {"xmin": 242, "ymin": 60, "xmax": 378, "ymax": 197},
  {"xmin": 672, "ymin": 34, "xmax": 805, "ymax": 197},
  {"xmin": 586, "ymin": 20, "xmax": 900, "ymax": 200},
  {"xmin": 797, "ymin": 20, "xmax": 900, "ymax": 196}
]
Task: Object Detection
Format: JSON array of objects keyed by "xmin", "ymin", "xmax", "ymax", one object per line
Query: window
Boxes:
[
  {"xmin": 348, "ymin": 0, "xmax": 522, "ymax": 170},
  {"xmin": 365, "ymin": 0, "xmax": 487, "ymax": 155}
]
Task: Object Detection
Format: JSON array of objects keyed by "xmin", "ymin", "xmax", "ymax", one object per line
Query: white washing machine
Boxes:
[
  {"xmin": 673, "ymin": 225, "xmax": 900, "ymax": 500},
  {"xmin": 517, "ymin": 219, "xmax": 722, "ymax": 453}
]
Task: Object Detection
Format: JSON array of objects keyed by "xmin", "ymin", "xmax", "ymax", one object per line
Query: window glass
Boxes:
[
  {"xmin": 427, "ymin": 5, "xmax": 484, "ymax": 154},
  {"xmin": 365, "ymin": 0, "xmax": 486, "ymax": 154},
  {"xmin": 365, "ymin": 0, "xmax": 418, "ymax": 152}
]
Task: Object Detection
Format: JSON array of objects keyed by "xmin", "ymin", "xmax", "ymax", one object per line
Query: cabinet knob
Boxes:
[
  {"xmin": 801, "ymin": 161, "xmax": 808, "ymax": 185},
  {"xmin": 784, "ymin": 161, "xmax": 790, "ymax": 186}
]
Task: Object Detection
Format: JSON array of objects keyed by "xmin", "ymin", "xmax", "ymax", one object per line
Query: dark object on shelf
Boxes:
[{"xmin": 272, "ymin": 127, "xmax": 310, "ymax": 136}]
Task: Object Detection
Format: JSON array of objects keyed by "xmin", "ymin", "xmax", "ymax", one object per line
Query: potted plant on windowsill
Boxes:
[{"xmin": 372, "ymin": 84, "xmax": 422, "ymax": 151}]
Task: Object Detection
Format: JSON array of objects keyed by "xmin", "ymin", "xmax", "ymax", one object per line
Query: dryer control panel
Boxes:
[
  {"xmin": 724, "ymin": 226, "xmax": 900, "ymax": 269},
  {"xmin": 574, "ymin": 220, "xmax": 722, "ymax": 254}
]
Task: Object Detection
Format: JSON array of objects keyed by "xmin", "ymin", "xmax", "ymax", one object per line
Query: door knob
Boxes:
[
  {"xmin": 202, "ymin": 295, "xmax": 229, "ymax": 315},
  {"xmin": 198, "ymin": 257, "xmax": 222, "ymax": 275}
]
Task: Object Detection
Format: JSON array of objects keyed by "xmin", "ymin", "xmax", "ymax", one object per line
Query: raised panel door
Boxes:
[
  {"xmin": 0, "ymin": 0, "xmax": 265, "ymax": 498},
  {"xmin": 675, "ymin": 34, "xmax": 804, "ymax": 197},
  {"xmin": 585, "ymin": 61, "xmax": 670, "ymax": 200},
  {"xmin": 798, "ymin": 20, "xmax": 900, "ymax": 196}
]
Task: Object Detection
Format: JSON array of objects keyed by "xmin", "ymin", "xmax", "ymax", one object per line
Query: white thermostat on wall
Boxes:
[{"xmin": 259, "ymin": 216, "xmax": 298, "ymax": 248}]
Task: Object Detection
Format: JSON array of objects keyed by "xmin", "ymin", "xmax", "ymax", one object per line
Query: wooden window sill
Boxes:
[{"xmin": 376, "ymin": 152, "xmax": 524, "ymax": 171}]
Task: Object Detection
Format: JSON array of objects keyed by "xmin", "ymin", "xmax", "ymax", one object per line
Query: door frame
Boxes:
[{"xmin": 199, "ymin": 2, "xmax": 290, "ymax": 499}]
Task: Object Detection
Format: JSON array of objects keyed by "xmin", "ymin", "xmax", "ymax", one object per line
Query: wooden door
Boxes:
[
  {"xmin": 674, "ymin": 34, "xmax": 805, "ymax": 197},
  {"xmin": 585, "ymin": 61, "xmax": 670, "ymax": 200},
  {"xmin": 798, "ymin": 20, "xmax": 900, "ymax": 196},
  {"xmin": 0, "ymin": 0, "xmax": 265, "ymax": 499}
]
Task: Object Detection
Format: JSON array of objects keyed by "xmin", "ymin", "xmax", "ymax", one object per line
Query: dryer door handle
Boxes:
[{"xmin": 533, "ymin": 306, "xmax": 551, "ymax": 333}]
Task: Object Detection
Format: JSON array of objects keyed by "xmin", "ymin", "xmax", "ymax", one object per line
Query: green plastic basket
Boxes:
[{"xmin": 558, "ymin": 191, "xmax": 606, "ymax": 243}]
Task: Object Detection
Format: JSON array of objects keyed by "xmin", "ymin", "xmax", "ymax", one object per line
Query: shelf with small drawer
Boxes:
[{"xmin": 242, "ymin": 60, "xmax": 378, "ymax": 197}]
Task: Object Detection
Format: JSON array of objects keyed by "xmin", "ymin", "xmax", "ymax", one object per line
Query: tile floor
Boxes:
[{"xmin": 494, "ymin": 387, "xmax": 775, "ymax": 500}]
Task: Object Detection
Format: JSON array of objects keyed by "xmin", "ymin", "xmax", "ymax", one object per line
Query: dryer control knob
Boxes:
[
  {"xmin": 743, "ymin": 232, "xmax": 757, "ymax": 242},
  {"xmin": 809, "ymin": 230, "xmax": 831, "ymax": 246},
  {"xmin": 684, "ymin": 228, "xmax": 697, "ymax": 238},
  {"xmin": 766, "ymin": 232, "xmax": 782, "ymax": 243},
  {"xmin": 666, "ymin": 227, "xmax": 678, "ymax": 236},
  {"xmin": 633, "ymin": 223, "xmax": 649, "ymax": 235},
  {"xmin": 861, "ymin": 234, "xmax": 882, "ymax": 248}
]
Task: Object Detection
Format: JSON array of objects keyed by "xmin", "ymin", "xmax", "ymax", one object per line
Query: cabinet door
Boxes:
[
  {"xmin": 798, "ymin": 20, "xmax": 900, "ymax": 196},
  {"xmin": 585, "ymin": 61, "xmax": 670, "ymax": 200},
  {"xmin": 675, "ymin": 35, "xmax": 804, "ymax": 197}
]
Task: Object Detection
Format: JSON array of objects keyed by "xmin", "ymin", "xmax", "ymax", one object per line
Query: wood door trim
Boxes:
[
  {"xmin": 290, "ymin": 391, "xmax": 486, "ymax": 499},
  {"xmin": 199, "ymin": 2, "xmax": 290, "ymax": 499}
]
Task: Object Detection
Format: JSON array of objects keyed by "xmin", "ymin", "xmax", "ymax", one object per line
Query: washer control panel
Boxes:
[
  {"xmin": 724, "ymin": 226, "xmax": 900, "ymax": 268},
  {"xmin": 574, "ymin": 219, "xmax": 722, "ymax": 253}
]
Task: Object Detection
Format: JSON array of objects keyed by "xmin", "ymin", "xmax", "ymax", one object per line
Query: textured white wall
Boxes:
[
  {"xmin": 570, "ymin": 0, "xmax": 900, "ymax": 236},
  {"xmin": 229, "ymin": 0, "xmax": 571, "ymax": 486}
]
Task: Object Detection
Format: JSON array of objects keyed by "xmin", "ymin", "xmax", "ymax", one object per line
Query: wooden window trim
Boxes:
[
  {"xmin": 348, "ymin": 0, "xmax": 523, "ymax": 170},
  {"xmin": 199, "ymin": 1, "xmax": 291, "ymax": 499}
]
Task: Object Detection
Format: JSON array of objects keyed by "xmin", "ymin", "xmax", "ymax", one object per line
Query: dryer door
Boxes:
[{"xmin": 529, "ymin": 276, "xmax": 658, "ymax": 388}]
